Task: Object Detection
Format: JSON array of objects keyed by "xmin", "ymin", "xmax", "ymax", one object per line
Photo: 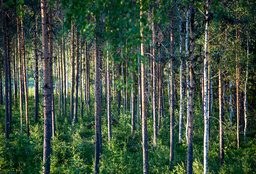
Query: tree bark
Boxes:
[
  {"xmin": 34, "ymin": 17, "xmax": 39, "ymax": 123},
  {"xmin": 21, "ymin": 17, "xmax": 29, "ymax": 138},
  {"xmin": 17, "ymin": 16, "xmax": 24, "ymax": 133},
  {"xmin": 203, "ymin": 0, "xmax": 209, "ymax": 173},
  {"xmin": 41, "ymin": 0, "xmax": 52, "ymax": 173},
  {"xmin": 74, "ymin": 28, "xmax": 79, "ymax": 124},
  {"xmin": 187, "ymin": 6, "xmax": 195, "ymax": 173},
  {"xmin": 185, "ymin": 8, "xmax": 190, "ymax": 143},
  {"xmin": 140, "ymin": 2, "xmax": 148, "ymax": 173},
  {"xmin": 70, "ymin": 20, "xmax": 75, "ymax": 132},
  {"xmin": 236, "ymin": 25, "xmax": 240, "ymax": 149},
  {"xmin": 107, "ymin": 47, "xmax": 112, "ymax": 142},
  {"xmin": 244, "ymin": 31, "xmax": 249, "ymax": 144},
  {"xmin": 169, "ymin": 6, "xmax": 175, "ymax": 170},
  {"xmin": 179, "ymin": 18, "xmax": 184, "ymax": 144},
  {"xmin": 219, "ymin": 69, "xmax": 224, "ymax": 166},
  {"xmin": 94, "ymin": 20, "xmax": 102, "ymax": 174},
  {"xmin": 152, "ymin": 7, "xmax": 157, "ymax": 147}
]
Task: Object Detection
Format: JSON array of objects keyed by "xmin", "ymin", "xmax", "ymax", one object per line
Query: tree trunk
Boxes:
[
  {"xmin": 152, "ymin": 7, "xmax": 157, "ymax": 147},
  {"xmin": 187, "ymin": 6, "xmax": 195, "ymax": 173},
  {"xmin": 131, "ymin": 70, "xmax": 136, "ymax": 137},
  {"xmin": 169, "ymin": 6, "xmax": 175, "ymax": 170},
  {"xmin": 185, "ymin": 8, "xmax": 190, "ymax": 143},
  {"xmin": 74, "ymin": 28, "xmax": 79, "ymax": 124},
  {"xmin": 41, "ymin": 0, "xmax": 52, "ymax": 173},
  {"xmin": 34, "ymin": 17, "xmax": 39, "ymax": 123},
  {"xmin": 219, "ymin": 69, "xmax": 224, "ymax": 166},
  {"xmin": 117, "ymin": 62, "xmax": 121, "ymax": 118},
  {"xmin": 17, "ymin": 16, "xmax": 24, "ymax": 133},
  {"xmin": 107, "ymin": 47, "xmax": 112, "ymax": 142},
  {"xmin": 21, "ymin": 17, "xmax": 29, "ymax": 138},
  {"xmin": 203, "ymin": 0, "xmax": 209, "ymax": 173},
  {"xmin": 140, "ymin": 3, "xmax": 149, "ymax": 172},
  {"xmin": 158, "ymin": 60, "xmax": 162, "ymax": 131},
  {"xmin": 62, "ymin": 36, "xmax": 66, "ymax": 117},
  {"xmin": 94, "ymin": 20, "xmax": 102, "ymax": 174},
  {"xmin": 179, "ymin": 18, "xmax": 184, "ymax": 144},
  {"xmin": 48, "ymin": 7, "xmax": 55, "ymax": 138},
  {"xmin": 70, "ymin": 20, "xmax": 75, "ymax": 132},
  {"xmin": 236, "ymin": 26, "xmax": 240, "ymax": 149},
  {"xmin": 244, "ymin": 31, "xmax": 249, "ymax": 144}
]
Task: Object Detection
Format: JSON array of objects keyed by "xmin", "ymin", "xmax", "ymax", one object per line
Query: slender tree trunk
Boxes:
[
  {"xmin": 229, "ymin": 82, "xmax": 233, "ymax": 129},
  {"xmin": 41, "ymin": 0, "xmax": 52, "ymax": 172},
  {"xmin": 48, "ymin": 7, "xmax": 55, "ymax": 138},
  {"xmin": 203, "ymin": 1, "xmax": 209, "ymax": 173},
  {"xmin": 21, "ymin": 17, "xmax": 29, "ymax": 138},
  {"xmin": 63, "ymin": 36, "xmax": 66, "ymax": 116},
  {"xmin": 179, "ymin": 19, "xmax": 184, "ymax": 144},
  {"xmin": 70, "ymin": 20, "xmax": 75, "ymax": 132},
  {"xmin": 140, "ymin": 3, "xmax": 149, "ymax": 172},
  {"xmin": 94, "ymin": 20, "xmax": 102, "ymax": 174},
  {"xmin": 244, "ymin": 31, "xmax": 249, "ymax": 144},
  {"xmin": 187, "ymin": 5, "xmax": 195, "ymax": 174},
  {"xmin": 236, "ymin": 26, "xmax": 240, "ymax": 149},
  {"xmin": 74, "ymin": 29, "xmax": 79, "ymax": 124},
  {"xmin": 17, "ymin": 17, "xmax": 24, "ymax": 133},
  {"xmin": 107, "ymin": 47, "xmax": 112, "ymax": 142},
  {"xmin": 152, "ymin": 7, "xmax": 157, "ymax": 147},
  {"xmin": 185, "ymin": 8, "xmax": 190, "ymax": 143},
  {"xmin": 117, "ymin": 62, "xmax": 121, "ymax": 118},
  {"xmin": 14, "ymin": 36, "xmax": 17, "ymax": 108},
  {"xmin": 158, "ymin": 60, "xmax": 162, "ymax": 131},
  {"xmin": 122, "ymin": 61, "xmax": 125, "ymax": 115},
  {"xmin": 7, "ymin": 24, "xmax": 12, "ymax": 134},
  {"xmin": 137, "ymin": 48, "xmax": 140, "ymax": 130},
  {"xmin": 35, "ymin": 18, "xmax": 39, "ymax": 123},
  {"xmin": 131, "ymin": 70, "xmax": 136, "ymax": 137},
  {"xmin": 169, "ymin": 6, "xmax": 175, "ymax": 170},
  {"xmin": 219, "ymin": 69, "xmax": 224, "ymax": 166}
]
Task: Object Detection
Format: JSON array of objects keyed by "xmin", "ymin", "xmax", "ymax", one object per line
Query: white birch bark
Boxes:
[{"xmin": 203, "ymin": 0, "xmax": 209, "ymax": 173}]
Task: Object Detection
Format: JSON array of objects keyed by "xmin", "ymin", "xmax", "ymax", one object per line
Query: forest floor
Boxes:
[{"xmin": 0, "ymin": 94, "xmax": 256, "ymax": 173}]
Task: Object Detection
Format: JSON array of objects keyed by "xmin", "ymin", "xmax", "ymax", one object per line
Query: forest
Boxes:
[{"xmin": 1, "ymin": 0, "xmax": 256, "ymax": 173}]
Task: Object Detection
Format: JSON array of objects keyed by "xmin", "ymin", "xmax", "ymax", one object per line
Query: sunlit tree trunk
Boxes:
[
  {"xmin": 107, "ymin": 47, "xmax": 112, "ymax": 142},
  {"xmin": 41, "ymin": 0, "xmax": 52, "ymax": 172},
  {"xmin": 203, "ymin": 0, "xmax": 209, "ymax": 173},
  {"xmin": 152, "ymin": 7, "xmax": 157, "ymax": 147},
  {"xmin": 140, "ymin": 12, "xmax": 149, "ymax": 174},
  {"xmin": 236, "ymin": 25, "xmax": 240, "ymax": 149}
]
